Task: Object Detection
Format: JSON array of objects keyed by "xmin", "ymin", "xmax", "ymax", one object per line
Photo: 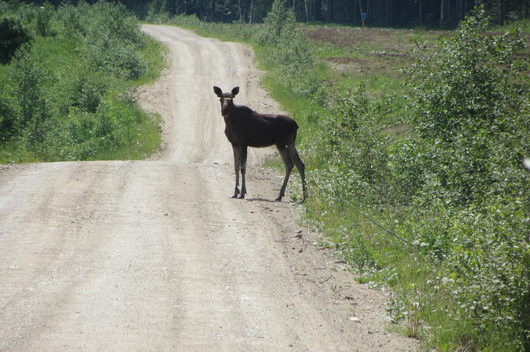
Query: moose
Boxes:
[{"xmin": 213, "ymin": 86, "xmax": 307, "ymax": 202}]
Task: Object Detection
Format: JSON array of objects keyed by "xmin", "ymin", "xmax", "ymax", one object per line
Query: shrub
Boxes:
[
  {"xmin": 256, "ymin": 0, "xmax": 318, "ymax": 100},
  {"xmin": 0, "ymin": 2, "xmax": 161, "ymax": 162},
  {"xmin": 71, "ymin": 70, "xmax": 109, "ymax": 113},
  {"xmin": 256, "ymin": 0, "xmax": 296, "ymax": 45},
  {"xmin": 0, "ymin": 85, "xmax": 17, "ymax": 142},
  {"xmin": 10, "ymin": 45, "xmax": 50, "ymax": 147},
  {"xmin": 0, "ymin": 16, "xmax": 32, "ymax": 64},
  {"xmin": 282, "ymin": 5, "xmax": 529, "ymax": 350},
  {"xmin": 398, "ymin": 6, "xmax": 530, "ymax": 349},
  {"xmin": 406, "ymin": 5, "xmax": 528, "ymax": 206},
  {"xmin": 35, "ymin": 3, "xmax": 55, "ymax": 37}
]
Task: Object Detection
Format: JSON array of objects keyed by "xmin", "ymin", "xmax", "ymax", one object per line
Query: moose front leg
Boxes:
[
  {"xmin": 232, "ymin": 144, "xmax": 241, "ymax": 198},
  {"xmin": 239, "ymin": 145, "xmax": 248, "ymax": 199}
]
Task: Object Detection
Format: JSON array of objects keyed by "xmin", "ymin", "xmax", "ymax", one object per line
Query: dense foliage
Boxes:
[
  {"xmin": 0, "ymin": 1, "xmax": 162, "ymax": 162},
  {"xmin": 399, "ymin": 10, "xmax": 529, "ymax": 349},
  {"xmin": 306, "ymin": 8, "xmax": 529, "ymax": 351},
  {"xmin": 0, "ymin": 16, "xmax": 31, "ymax": 63}
]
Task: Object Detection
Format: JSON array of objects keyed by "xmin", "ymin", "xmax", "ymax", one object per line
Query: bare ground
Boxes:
[{"xmin": 0, "ymin": 25, "xmax": 417, "ymax": 351}]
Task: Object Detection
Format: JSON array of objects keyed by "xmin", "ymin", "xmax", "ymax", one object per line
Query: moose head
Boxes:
[{"xmin": 213, "ymin": 86, "xmax": 239, "ymax": 116}]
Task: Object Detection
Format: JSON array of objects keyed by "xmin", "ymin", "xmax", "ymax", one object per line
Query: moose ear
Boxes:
[
  {"xmin": 213, "ymin": 86, "xmax": 223, "ymax": 97},
  {"xmin": 231, "ymin": 87, "xmax": 240, "ymax": 96}
]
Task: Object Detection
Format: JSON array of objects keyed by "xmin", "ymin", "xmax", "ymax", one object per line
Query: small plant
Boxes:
[
  {"xmin": 256, "ymin": 0, "xmax": 296, "ymax": 46},
  {"xmin": 10, "ymin": 45, "xmax": 50, "ymax": 148},
  {"xmin": 35, "ymin": 3, "xmax": 54, "ymax": 37}
]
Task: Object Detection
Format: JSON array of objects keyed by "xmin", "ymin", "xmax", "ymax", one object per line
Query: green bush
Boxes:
[
  {"xmin": 0, "ymin": 16, "xmax": 32, "ymax": 64},
  {"xmin": 256, "ymin": 0, "xmax": 296, "ymax": 45},
  {"xmin": 0, "ymin": 2, "xmax": 162, "ymax": 163},
  {"xmin": 369, "ymin": 8, "xmax": 530, "ymax": 349},
  {"xmin": 0, "ymin": 83, "xmax": 17, "ymax": 142},
  {"xmin": 10, "ymin": 45, "xmax": 50, "ymax": 148},
  {"xmin": 407, "ymin": 7, "xmax": 528, "ymax": 207},
  {"xmin": 35, "ymin": 3, "xmax": 55, "ymax": 37},
  {"xmin": 255, "ymin": 0, "xmax": 319, "ymax": 100}
]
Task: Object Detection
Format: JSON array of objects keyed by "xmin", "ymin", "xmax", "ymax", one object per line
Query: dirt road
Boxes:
[{"xmin": 0, "ymin": 25, "xmax": 417, "ymax": 351}]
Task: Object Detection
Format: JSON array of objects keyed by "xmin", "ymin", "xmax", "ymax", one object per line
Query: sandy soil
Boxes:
[{"xmin": 0, "ymin": 25, "xmax": 417, "ymax": 351}]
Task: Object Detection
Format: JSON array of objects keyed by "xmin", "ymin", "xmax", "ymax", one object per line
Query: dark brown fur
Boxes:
[{"xmin": 213, "ymin": 86, "xmax": 307, "ymax": 201}]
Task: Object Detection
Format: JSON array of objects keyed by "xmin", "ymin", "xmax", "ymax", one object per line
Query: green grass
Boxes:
[
  {"xmin": 495, "ymin": 18, "xmax": 530, "ymax": 33},
  {"xmin": 135, "ymin": 33, "xmax": 168, "ymax": 85}
]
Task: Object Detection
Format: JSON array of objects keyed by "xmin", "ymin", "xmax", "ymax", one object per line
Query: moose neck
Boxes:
[{"xmin": 221, "ymin": 100, "xmax": 235, "ymax": 118}]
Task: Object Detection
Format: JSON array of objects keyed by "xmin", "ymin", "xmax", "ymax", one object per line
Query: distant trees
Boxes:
[
  {"xmin": 128, "ymin": 0, "xmax": 529, "ymax": 27},
  {"xmin": 12, "ymin": 0, "xmax": 529, "ymax": 27}
]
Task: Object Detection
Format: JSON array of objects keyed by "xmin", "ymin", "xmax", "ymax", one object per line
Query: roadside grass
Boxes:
[
  {"xmin": 0, "ymin": 3, "xmax": 165, "ymax": 163},
  {"xmin": 98, "ymin": 35, "xmax": 165, "ymax": 161},
  {"xmin": 136, "ymin": 34, "xmax": 168, "ymax": 86}
]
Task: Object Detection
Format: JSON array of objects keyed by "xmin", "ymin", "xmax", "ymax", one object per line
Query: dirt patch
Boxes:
[
  {"xmin": 306, "ymin": 26, "xmax": 448, "ymax": 49},
  {"xmin": 307, "ymin": 27, "xmax": 431, "ymax": 75},
  {"xmin": 324, "ymin": 56, "xmax": 366, "ymax": 73}
]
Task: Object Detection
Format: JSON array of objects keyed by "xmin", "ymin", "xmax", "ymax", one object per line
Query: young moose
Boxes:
[{"xmin": 213, "ymin": 86, "xmax": 307, "ymax": 201}]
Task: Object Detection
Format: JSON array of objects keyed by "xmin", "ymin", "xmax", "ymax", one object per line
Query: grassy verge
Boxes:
[{"xmin": 0, "ymin": 2, "xmax": 164, "ymax": 163}]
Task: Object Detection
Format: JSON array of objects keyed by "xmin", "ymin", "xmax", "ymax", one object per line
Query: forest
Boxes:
[{"xmin": 10, "ymin": 0, "xmax": 530, "ymax": 27}]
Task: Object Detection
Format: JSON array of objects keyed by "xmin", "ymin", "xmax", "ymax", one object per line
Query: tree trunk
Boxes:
[
  {"xmin": 386, "ymin": 0, "xmax": 390, "ymax": 27},
  {"xmin": 314, "ymin": 0, "xmax": 322, "ymax": 21},
  {"xmin": 249, "ymin": 0, "xmax": 253, "ymax": 23},
  {"xmin": 418, "ymin": 0, "xmax": 422, "ymax": 26},
  {"xmin": 440, "ymin": 0, "xmax": 444, "ymax": 27},
  {"xmin": 500, "ymin": 0, "xmax": 506, "ymax": 25}
]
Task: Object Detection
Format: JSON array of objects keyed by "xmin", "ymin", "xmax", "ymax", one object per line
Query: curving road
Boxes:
[{"xmin": 0, "ymin": 25, "xmax": 417, "ymax": 351}]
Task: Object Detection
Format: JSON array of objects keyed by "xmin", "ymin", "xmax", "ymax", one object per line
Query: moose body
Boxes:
[{"xmin": 214, "ymin": 86, "xmax": 307, "ymax": 201}]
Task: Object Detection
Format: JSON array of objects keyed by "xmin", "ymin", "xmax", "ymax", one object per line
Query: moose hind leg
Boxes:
[
  {"xmin": 276, "ymin": 144, "xmax": 294, "ymax": 201},
  {"xmin": 288, "ymin": 144, "xmax": 307, "ymax": 201},
  {"xmin": 232, "ymin": 144, "xmax": 241, "ymax": 198}
]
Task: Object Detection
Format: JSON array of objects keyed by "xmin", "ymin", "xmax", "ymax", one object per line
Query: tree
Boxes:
[{"xmin": 0, "ymin": 17, "xmax": 31, "ymax": 64}]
